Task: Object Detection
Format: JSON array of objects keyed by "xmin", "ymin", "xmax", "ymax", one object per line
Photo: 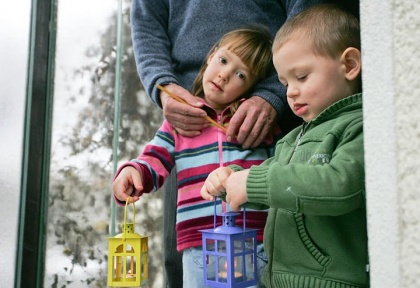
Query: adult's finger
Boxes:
[
  {"xmin": 164, "ymin": 98, "xmax": 208, "ymax": 133},
  {"xmin": 229, "ymin": 96, "xmax": 277, "ymax": 148},
  {"xmin": 160, "ymin": 84, "xmax": 208, "ymax": 135}
]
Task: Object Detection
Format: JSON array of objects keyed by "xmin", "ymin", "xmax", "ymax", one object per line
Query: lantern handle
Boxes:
[
  {"xmin": 213, "ymin": 197, "xmax": 217, "ymax": 229},
  {"xmin": 212, "ymin": 196, "xmax": 247, "ymax": 232},
  {"xmin": 123, "ymin": 196, "xmax": 136, "ymax": 237},
  {"xmin": 243, "ymin": 204, "xmax": 246, "ymax": 232}
]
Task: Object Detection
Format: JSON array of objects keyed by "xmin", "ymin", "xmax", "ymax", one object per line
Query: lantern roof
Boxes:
[
  {"xmin": 199, "ymin": 211, "xmax": 257, "ymax": 235},
  {"xmin": 110, "ymin": 232, "xmax": 146, "ymax": 239}
]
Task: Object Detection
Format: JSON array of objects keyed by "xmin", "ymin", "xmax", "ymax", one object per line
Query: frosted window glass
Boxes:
[
  {"xmin": 0, "ymin": 1, "xmax": 31, "ymax": 287},
  {"xmin": 44, "ymin": 1, "xmax": 164, "ymax": 287}
]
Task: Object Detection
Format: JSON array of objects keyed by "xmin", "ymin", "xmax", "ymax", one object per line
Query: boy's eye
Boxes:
[
  {"xmin": 297, "ymin": 75, "xmax": 307, "ymax": 81},
  {"xmin": 219, "ymin": 57, "xmax": 227, "ymax": 64}
]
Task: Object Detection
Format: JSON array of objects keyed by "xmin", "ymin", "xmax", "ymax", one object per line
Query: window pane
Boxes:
[
  {"xmin": 45, "ymin": 0, "xmax": 164, "ymax": 287},
  {"xmin": 0, "ymin": 2, "xmax": 31, "ymax": 287}
]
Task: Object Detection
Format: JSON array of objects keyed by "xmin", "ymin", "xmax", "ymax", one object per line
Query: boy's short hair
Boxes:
[{"xmin": 273, "ymin": 4, "xmax": 360, "ymax": 59}]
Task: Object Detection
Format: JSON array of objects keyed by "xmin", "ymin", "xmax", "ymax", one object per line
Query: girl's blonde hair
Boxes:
[
  {"xmin": 191, "ymin": 26, "xmax": 273, "ymax": 112},
  {"xmin": 273, "ymin": 4, "xmax": 360, "ymax": 59}
]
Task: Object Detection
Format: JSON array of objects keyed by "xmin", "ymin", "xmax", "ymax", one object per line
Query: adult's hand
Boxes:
[
  {"xmin": 227, "ymin": 96, "xmax": 277, "ymax": 149},
  {"xmin": 160, "ymin": 84, "xmax": 208, "ymax": 136}
]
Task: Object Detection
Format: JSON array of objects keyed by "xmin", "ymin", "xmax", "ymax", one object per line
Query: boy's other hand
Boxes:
[{"xmin": 225, "ymin": 169, "xmax": 250, "ymax": 211}]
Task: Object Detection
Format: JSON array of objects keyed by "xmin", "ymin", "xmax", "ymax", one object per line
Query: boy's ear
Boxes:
[{"xmin": 340, "ymin": 47, "xmax": 361, "ymax": 81}]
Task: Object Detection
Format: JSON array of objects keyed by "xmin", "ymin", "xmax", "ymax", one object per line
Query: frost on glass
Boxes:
[{"xmin": 45, "ymin": 0, "xmax": 164, "ymax": 287}]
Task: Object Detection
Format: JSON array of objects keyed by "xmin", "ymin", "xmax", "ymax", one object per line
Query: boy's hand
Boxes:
[
  {"xmin": 112, "ymin": 166, "xmax": 143, "ymax": 203},
  {"xmin": 224, "ymin": 169, "xmax": 249, "ymax": 211},
  {"xmin": 200, "ymin": 167, "xmax": 234, "ymax": 201}
]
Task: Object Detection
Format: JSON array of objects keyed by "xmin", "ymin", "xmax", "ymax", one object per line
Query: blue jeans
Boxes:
[{"xmin": 182, "ymin": 244, "xmax": 267, "ymax": 288}]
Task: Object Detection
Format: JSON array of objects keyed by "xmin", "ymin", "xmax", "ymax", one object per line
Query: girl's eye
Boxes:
[
  {"xmin": 236, "ymin": 72, "xmax": 246, "ymax": 80},
  {"xmin": 219, "ymin": 57, "xmax": 227, "ymax": 64}
]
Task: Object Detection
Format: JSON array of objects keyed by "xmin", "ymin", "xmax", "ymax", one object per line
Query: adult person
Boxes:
[{"xmin": 130, "ymin": 1, "xmax": 359, "ymax": 286}]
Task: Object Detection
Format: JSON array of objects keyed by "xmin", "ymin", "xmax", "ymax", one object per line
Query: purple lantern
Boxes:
[{"xmin": 200, "ymin": 202, "xmax": 258, "ymax": 287}]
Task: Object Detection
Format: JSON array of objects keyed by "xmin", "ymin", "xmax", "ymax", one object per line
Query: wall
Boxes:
[
  {"xmin": 393, "ymin": 1, "xmax": 420, "ymax": 287},
  {"xmin": 362, "ymin": 0, "xmax": 420, "ymax": 287}
]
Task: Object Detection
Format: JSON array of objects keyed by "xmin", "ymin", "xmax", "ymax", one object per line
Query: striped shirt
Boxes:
[{"xmin": 115, "ymin": 101, "xmax": 280, "ymax": 251}]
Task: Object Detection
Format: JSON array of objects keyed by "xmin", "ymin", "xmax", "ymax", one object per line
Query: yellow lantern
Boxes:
[{"xmin": 107, "ymin": 197, "xmax": 148, "ymax": 286}]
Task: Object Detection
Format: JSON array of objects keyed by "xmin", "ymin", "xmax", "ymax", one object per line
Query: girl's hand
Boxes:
[
  {"xmin": 200, "ymin": 167, "xmax": 234, "ymax": 201},
  {"xmin": 112, "ymin": 166, "xmax": 143, "ymax": 203}
]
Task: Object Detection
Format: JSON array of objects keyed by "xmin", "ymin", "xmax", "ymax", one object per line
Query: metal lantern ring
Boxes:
[
  {"xmin": 200, "ymin": 198, "xmax": 258, "ymax": 287},
  {"xmin": 107, "ymin": 197, "xmax": 148, "ymax": 287}
]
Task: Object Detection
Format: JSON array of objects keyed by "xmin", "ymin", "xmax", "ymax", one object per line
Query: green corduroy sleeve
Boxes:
[{"xmin": 246, "ymin": 165, "xmax": 271, "ymax": 207}]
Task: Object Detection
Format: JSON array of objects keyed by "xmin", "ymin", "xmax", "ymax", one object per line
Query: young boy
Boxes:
[{"xmin": 201, "ymin": 4, "xmax": 368, "ymax": 288}]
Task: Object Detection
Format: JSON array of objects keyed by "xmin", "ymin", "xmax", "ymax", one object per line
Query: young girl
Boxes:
[{"xmin": 112, "ymin": 26, "xmax": 281, "ymax": 287}]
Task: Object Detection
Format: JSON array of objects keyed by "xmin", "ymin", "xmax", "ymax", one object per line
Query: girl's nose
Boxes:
[{"xmin": 218, "ymin": 69, "xmax": 229, "ymax": 82}]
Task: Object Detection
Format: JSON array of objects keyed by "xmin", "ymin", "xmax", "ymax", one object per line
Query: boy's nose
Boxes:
[{"xmin": 287, "ymin": 86, "xmax": 299, "ymax": 98}]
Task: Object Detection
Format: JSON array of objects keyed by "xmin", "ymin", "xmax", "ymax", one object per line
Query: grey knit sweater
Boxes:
[{"xmin": 130, "ymin": 0, "xmax": 326, "ymax": 117}]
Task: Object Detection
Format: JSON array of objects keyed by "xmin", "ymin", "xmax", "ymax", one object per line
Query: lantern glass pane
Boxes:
[
  {"xmin": 245, "ymin": 254, "xmax": 255, "ymax": 281},
  {"xmin": 234, "ymin": 255, "xmax": 245, "ymax": 283},
  {"xmin": 206, "ymin": 238, "xmax": 216, "ymax": 251},
  {"xmin": 234, "ymin": 239, "xmax": 243, "ymax": 253},
  {"xmin": 206, "ymin": 254, "xmax": 217, "ymax": 281},
  {"xmin": 245, "ymin": 237, "xmax": 255, "ymax": 252},
  {"xmin": 217, "ymin": 256, "xmax": 228, "ymax": 282},
  {"xmin": 141, "ymin": 254, "xmax": 147, "ymax": 278},
  {"xmin": 125, "ymin": 244, "xmax": 136, "ymax": 276},
  {"xmin": 112, "ymin": 255, "xmax": 123, "ymax": 279},
  {"xmin": 126, "ymin": 255, "xmax": 137, "ymax": 277},
  {"xmin": 217, "ymin": 240, "xmax": 226, "ymax": 253}
]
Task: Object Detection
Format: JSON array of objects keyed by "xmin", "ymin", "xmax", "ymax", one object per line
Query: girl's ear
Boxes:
[
  {"xmin": 340, "ymin": 47, "xmax": 361, "ymax": 81},
  {"xmin": 207, "ymin": 53, "xmax": 214, "ymax": 64},
  {"xmin": 207, "ymin": 48, "xmax": 218, "ymax": 65}
]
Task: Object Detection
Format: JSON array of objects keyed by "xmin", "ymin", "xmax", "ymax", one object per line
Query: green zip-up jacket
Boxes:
[{"xmin": 235, "ymin": 93, "xmax": 368, "ymax": 288}]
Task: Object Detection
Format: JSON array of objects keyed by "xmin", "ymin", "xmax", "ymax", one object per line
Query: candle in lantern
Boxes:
[{"xmin": 218, "ymin": 259, "xmax": 243, "ymax": 283}]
